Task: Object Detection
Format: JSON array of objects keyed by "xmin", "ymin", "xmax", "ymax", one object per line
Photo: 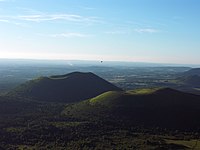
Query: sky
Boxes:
[{"xmin": 0, "ymin": 0, "xmax": 200, "ymax": 64}]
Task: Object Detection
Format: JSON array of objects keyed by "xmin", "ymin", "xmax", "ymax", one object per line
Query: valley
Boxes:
[{"xmin": 0, "ymin": 59, "xmax": 194, "ymax": 94}]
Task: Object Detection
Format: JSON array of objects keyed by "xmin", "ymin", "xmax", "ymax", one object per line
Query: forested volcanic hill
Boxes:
[{"xmin": 9, "ymin": 72, "xmax": 122, "ymax": 103}]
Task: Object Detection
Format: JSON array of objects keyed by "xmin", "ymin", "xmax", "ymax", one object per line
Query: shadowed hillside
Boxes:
[
  {"xmin": 8, "ymin": 72, "xmax": 122, "ymax": 103},
  {"xmin": 64, "ymin": 88, "xmax": 200, "ymax": 130},
  {"xmin": 178, "ymin": 75, "xmax": 200, "ymax": 87},
  {"xmin": 183, "ymin": 68, "xmax": 200, "ymax": 76}
]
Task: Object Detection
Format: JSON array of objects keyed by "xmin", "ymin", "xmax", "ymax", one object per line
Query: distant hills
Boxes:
[
  {"xmin": 9, "ymin": 72, "xmax": 122, "ymax": 103},
  {"xmin": 183, "ymin": 68, "xmax": 200, "ymax": 76},
  {"xmin": 176, "ymin": 68, "xmax": 200, "ymax": 90},
  {"xmin": 64, "ymin": 88, "xmax": 200, "ymax": 129},
  {"xmin": 178, "ymin": 75, "xmax": 200, "ymax": 87}
]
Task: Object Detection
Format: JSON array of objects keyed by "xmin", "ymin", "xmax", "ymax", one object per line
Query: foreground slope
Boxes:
[
  {"xmin": 64, "ymin": 88, "xmax": 200, "ymax": 130},
  {"xmin": 9, "ymin": 72, "xmax": 122, "ymax": 103}
]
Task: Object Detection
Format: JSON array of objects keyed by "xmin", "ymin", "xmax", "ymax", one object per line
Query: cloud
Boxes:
[
  {"xmin": 79, "ymin": 6, "xmax": 96, "ymax": 10},
  {"xmin": 17, "ymin": 14, "xmax": 97, "ymax": 23},
  {"xmin": 0, "ymin": 19, "xmax": 10, "ymax": 23},
  {"xmin": 47, "ymin": 32, "xmax": 92, "ymax": 38},
  {"xmin": 105, "ymin": 31, "xmax": 128, "ymax": 35},
  {"xmin": 134, "ymin": 28, "xmax": 159, "ymax": 33},
  {"xmin": 105, "ymin": 27, "xmax": 160, "ymax": 35},
  {"xmin": 0, "ymin": 10, "xmax": 101, "ymax": 27},
  {"xmin": 0, "ymin": 0, "xmax": 15, "ymax": 2},
  {"xmin": 172, "ymin": 16, "xmax": 183, "ymax": 20},
  {"xmin": 0, "ymin": 18, "xmax": 28, "ymax": 27}
]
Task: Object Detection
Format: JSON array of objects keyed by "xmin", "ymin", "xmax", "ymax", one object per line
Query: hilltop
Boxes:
[
  {"xmin": 64, "ymin": 88, "xmax": 200, "ymax": 130},
  {"xmin": 9, "ymin": 72, "xmax": 122, "ymax": 103}
]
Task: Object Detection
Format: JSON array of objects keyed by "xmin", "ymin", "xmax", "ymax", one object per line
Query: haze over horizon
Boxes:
[{"xmin": 0, "ymin": 0, "xmax": 200, "ymax": 64}]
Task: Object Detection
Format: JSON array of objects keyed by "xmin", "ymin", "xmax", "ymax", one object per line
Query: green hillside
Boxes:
[
  {"xmin": 1, "ymin": 85, "xmax": 200, "ymax": 149},
  {"xmin": 64, "ymin": 88, "xmax": 200, "ymax": 130}
]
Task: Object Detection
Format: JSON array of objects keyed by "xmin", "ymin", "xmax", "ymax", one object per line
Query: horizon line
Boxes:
[{"xmin": 0, "ymin": 57, "xmax": 199, "ymax": 67}]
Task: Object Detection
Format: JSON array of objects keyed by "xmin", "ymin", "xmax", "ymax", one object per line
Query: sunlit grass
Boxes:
[
  {"xmin": 5, "ymin": 127, "xmax": 25, "ymax": 133},
  {"xmin": 127, "ymin": 88, "xmax": 161, "ymax": 95},
  {"xmin": 89, "ymin": 91, "xmax": 124, "ymax": 104},
  {"xmin": 165, "ymin": 139, "xmax": 200, "ymax": 149}
]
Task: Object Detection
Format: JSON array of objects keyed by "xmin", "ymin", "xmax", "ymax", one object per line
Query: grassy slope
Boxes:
[
  {"xmin": 64, "ymin": 88, "xmax": 200, "ymax": 130},
  {"xmin": 127, "ymin": 88, "xmax": 161, "ymax": 95}
]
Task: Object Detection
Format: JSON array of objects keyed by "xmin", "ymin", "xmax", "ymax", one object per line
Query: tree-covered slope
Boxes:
[
  {"xmin": 183, "ymin": 68, "xmax": 200, "ymax": 76},
  {"xmin": 8, "ymin": 72, "xmax": 122, "ymax": 103}
]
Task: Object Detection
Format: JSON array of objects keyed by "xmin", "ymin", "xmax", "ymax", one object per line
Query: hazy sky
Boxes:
[{"xmin": 0, "ymin": 0, "xmax": 200, "ymax": 64}]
